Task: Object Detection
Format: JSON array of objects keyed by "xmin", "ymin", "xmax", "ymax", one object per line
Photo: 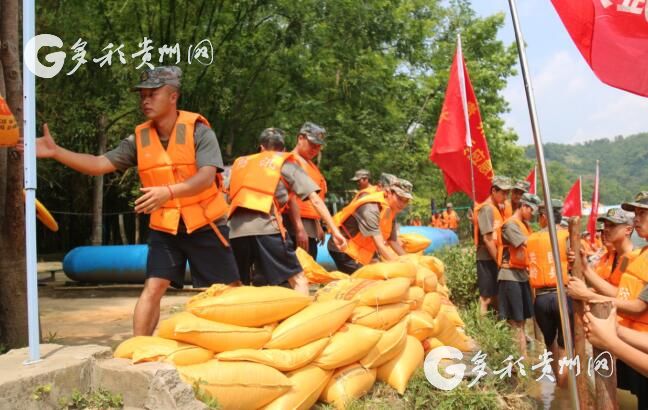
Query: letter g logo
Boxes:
[
  {"xmin": 24, "ymin": 34, "xmax": 66, "ymax": 78},
  {"xmin": 424, "ymin": 346, "xmax": 466, "ymax": 391}
]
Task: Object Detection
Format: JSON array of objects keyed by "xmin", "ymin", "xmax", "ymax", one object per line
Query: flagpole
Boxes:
[
  {"xmin": 506, "ymin": 1, "xmax": 580, "ymax": 408},
  {"xmin": 456, "ymin": 34, "xmax": 477, "ymax": 202}
]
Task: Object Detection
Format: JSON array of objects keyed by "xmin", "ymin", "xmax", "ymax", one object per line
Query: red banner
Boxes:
[
  {"xmin": 525, "ymin": 166, "xmax": 536, "ymax": 195},
  {"xmin": 429, "ymin": 41, "xmax": 493, "ymax": 202},
  {"xmin": 562, "ymin": 178, "xmax": 582, "ymax": 218}
]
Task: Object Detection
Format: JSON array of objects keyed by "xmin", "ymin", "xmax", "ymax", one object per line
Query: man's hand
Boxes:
[
  {"xmin": 316, "ymin": 222, "xmax": 325, "ymax": 245},
  {"xmin": 331, "ymin": 228, "xmax": 347, "ymax": 251},
  {"xmin": 134, "ymin": 186, "xmax": 172, "ymax": 214},
  {"xmin": 567, "ymin": 277, "xmax": 595, "ymax": 301},
  {"xmin": 17, "ymin": 123, "xmax": 58, "ymax": 158},
  {"xmin": 295, "ymin": 227, "xmax": 309, "ymax": 252},
  {"xmin": 584, "ymin": 305, "xmax": 619, "ymax": 351}
]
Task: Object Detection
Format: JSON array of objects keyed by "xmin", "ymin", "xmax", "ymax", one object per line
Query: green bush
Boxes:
[{"xmin": 434, "ymin": 245, "xmax": 479, "ymax": 307}]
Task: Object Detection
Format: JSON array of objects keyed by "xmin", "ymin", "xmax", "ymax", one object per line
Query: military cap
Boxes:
[
  {"xmin": 351, "ymin": 169, "xmax": 371, "ymax": 181},
  {"xmin": 621, "ymin": 191, "xmax": 648, "ymax": 212},
  {"xmin": 597, "ymin": 208, "xmax": 634, "ymax": 225},
  {"xmin": 492, "ymin": 176, "xmax": 513, "ymax": 190},
  {"xmin": 390, "ymin": 178, "xmax": 414, "ymax": 200},
  {"xmin": 299, "ymin": 122, "xmax": 327, "ymax": 145},
  {"xmin": 520, "ymin": 193, "xmax": 542, "ymax": 213},
  {"xmin": 132, "ymin": 66, "xmax": 182, "ymax": 90},
  {"xmin": 513, "ymin": 180, "xmax": 531, "ymax": 193}
]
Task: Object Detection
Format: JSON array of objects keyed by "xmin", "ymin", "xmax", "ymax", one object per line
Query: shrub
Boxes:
[{"xmin": 434, "ymin": 245, "xmax": 478, "ymax": 307}]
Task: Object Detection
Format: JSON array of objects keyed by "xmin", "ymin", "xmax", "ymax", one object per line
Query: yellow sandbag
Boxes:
[
  {"xmin": 320, "ymin": 363, "xmax": 377, "ymax": 410},
  {"xmin": 263, "ymin": 365, "xmax": 333, "ymax": 410},
  {"xmin": 352, "ymin": 261, "xmax": 418, "ymax": 283},
  {"xmin": 315, "ymin": 277, "xmax": 410, "ymax": 306},
  {"xmin": 436, "ymin": 324, "xmax": 474, "ymax": 352},
  {"xmin": 187, "ymin": 284, "xmax": 310, "ymax": 327},
  {"xmin": 177, "ymin": 360, "xmax": 291, "ymax": 410},
  {"xmin": 421, "ymin": 292, "xmax": 442, "ymax": 318},
  {"xmin": 407, "ymin": 310, "xmax": 436, "ymax": 341},
  {"xmin": 439, "ymin": 303, "xmax": 465, "ymax": 328},
  {"xmin": 436, "ymin": 283, "xmax": 451, "ymax": 298},
  {"xmin": 296, "ymin": 247, "xmax": 349, "ymax": 284},
  {"xmin": 350, "ymin": 303, "xmax": 410, "ymax": 330},
  {"xmin": 377, "ymin": 336, "xmax": 424, "ymax": 395},
  {"xmin": 403, "ymin": 286, "xmax": 424, "ymax": 310},
  {"xmin": 265, "ymin": 300, "xmax": 357, "ymax": 349},
  {"xmin": 422, "ymin": 337, "xmax": 444, "ymax": 353},
  {"xmin": 312, "ymin": 324, "xmax": 382, "ymax": 370},
  {"xmin": 216, "ymin": 337, "xmax": 329, "ymax": 372},
  {"xmin": 360, "ymin": 318, "xmax": 409, "ymax": 368},
  {"xmin": 431, "ymin": 311, "xmax": 453, "ymax": 336},
  {"xmin": 418, "ymin": 255, "xmax": 445, "ymax": 278},
  {"xmin": 398, "ymin": 233, "xmax": 431, "ymax": 253},
  {"xmin": 416, "ymin": 267, "xmax": 438, "ymax": 293},
  {"xmin": 114, "ymin": 336, "xmax": 212, "ymax": 366},
  {"xmin": 157, "ymin": 312, "xmax": 271, "ymax": 353}
]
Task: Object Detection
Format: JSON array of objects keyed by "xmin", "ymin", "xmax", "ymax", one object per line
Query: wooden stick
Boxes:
[
  {"xmin": 590, "ymin": 302, "xmax": 617, "ymax": 410},
  {"xmin": 568, "ymin": 217, "xmax": 592, "ymax": 409}
]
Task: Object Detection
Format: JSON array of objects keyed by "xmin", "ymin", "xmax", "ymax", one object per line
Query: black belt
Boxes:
[{"xmin": 535, "ymin": 287, "xmax": 557, "ymax": 296}]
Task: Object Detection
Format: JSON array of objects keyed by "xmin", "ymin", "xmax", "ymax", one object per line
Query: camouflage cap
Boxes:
[
  {"xmin": 621, "ymin": 191, "xmax": 648, "ymax": 212},
  {"xmin": 380, "ymin": 173, "xmax": 398, "ymax": 187},
  {"xmin": 513, "ymin": 180, "xmax": 531, "ymax": 193},
  {"xmin": 132, "ymin": 66, "xmax": 182, "ymax": 90},
  {"xmin": 258, "ymin": 128, "xmax": 286, "ymax": 150},
  {"xmin": 492, "ymin": 176, "xmax": 513, "ymax": 190},
  {"xmin": 299, "ymin": 122, "xmax": 327, "ymax": 145},
  {"xmin": 390, "ymin": 178, "xmax": 413, "ymax": 200},
  {"xmin": 446, "ymin": 202, "xmax": 453, "ymax": 208},
  {"xmin": 597, "ymin": 208, "xmax": 634, "ymax": 225},
  {"xmin": 351, "ymin": 169, "xmax": 371, "ymax": 181},
  {"xmin": 520, "ymin": 193, "xmax": 542, "ymax": 213},
  {"xmin": 539, "ymin": 198, "xmax": 564, "ymax": 210}
]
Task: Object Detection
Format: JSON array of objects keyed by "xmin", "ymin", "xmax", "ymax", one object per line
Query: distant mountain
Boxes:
[{"xmin": 525, "ymin": 132, "xmax": 648, "ymax": 205}]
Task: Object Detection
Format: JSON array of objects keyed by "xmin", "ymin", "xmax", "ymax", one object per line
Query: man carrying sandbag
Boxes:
[
  {"xmin": 328, "ymin": 177, "xmax": 413, "ymax": 273},
  {"xmin": 228, "ymin": 128, "xmax": 347, "ymax": 294},
  {"xmin": 30, "ymin": 66, "xmax": 240, "ymax": 336}
]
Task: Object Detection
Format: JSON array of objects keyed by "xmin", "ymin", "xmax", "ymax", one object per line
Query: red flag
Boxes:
[
  {"xmin": 551, "ymin": 0, "xmax": 648, "ymax": 97},
  {"xmin": 525, "ymin": 166, "xmax": 536, "ymax": 195},
  {"xmin": 587, "ymin": 161, "xmax": 600, "ymax": 243},
  {"xmin": 429, "ymin": 37, "xmax": 493, "ymax": 202},
  {"xmin": 562, "ymin": 177, "xmax": 582, "ymax": 217}
]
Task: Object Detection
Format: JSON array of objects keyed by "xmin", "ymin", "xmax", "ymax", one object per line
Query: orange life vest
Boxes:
[
  {"xmin": 333, "ymin": 191, "xmax": 394, "ymax": 265},
  {"xmin": 595, "ymin": 251, "xmax": 617, "ymax": 284},
  {"xmin": 473, "ymin": 200, "xmax": 504, "ymax": 255},
  {"xmin": 432, "ymin": 215, "xmax": 446, "ymax": 229},
  {"xmin": 442, "ymin": 210, "xmax": 459, "ymax": 229},
  {"xmin": 503, "ymin": 200, "xmax": 513, "ymax": 219},
  {"xmin": 617, "ymin": 247, "xmax": 648, "ymax": 332},
  {"xmin": 498, "ymin": 217, "xmax": 532, "ymax": 270},
  {"xmin": 527, "ymin": 228, "xmax": 570, "ymax": 289},
  {"xmin": 352, "ymin": 184, "xmax": 379, "ymax": 202},
  {"xmin": 228, "ymin": 151, "xmax": 294, "ymax": 238},
  {"xmin": 135, "ymin": 111, "xmax": 228, "ymax": 241},
  {"xmin": 291, "ymin": 154, "xmax": 327, "ymax": 220}
]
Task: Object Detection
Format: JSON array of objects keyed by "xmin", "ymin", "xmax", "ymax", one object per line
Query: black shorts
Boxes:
[
  {"xmin": 617, "ymin": 359, "xmax": 648, "ymax": 409},
  {"xmin": 288, "ymin": 235, "xmax": 319, "ymax": 261},
  {"xmin": 146, "ymin": 225, "xmax": 240, "ymax": 289},
  {"xmin": 230, "ymin": 234, "xmax": 303, "ymax": 286},
  {"xmin": 329, "ymin": 249, "xmax": 361, "ymax": 274},
  {"xmin": 498, "ymin": 280, "xmax": 534, "ymax": 321},
  {"xmin": 533, "ymin": 291, "xmax": 574, "ymax": 348},
  {"xmin": 477, "ymin": 260, "xmax": 499, "ymax": 297}
]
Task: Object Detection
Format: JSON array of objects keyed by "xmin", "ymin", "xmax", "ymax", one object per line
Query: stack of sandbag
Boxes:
[
  {"xmin": 113, "ymin": 254, "xmax": 475, "ymax": 409},
  {"xmin": 398, "ymin": 233, "xmax": 432, "ymax": 254}
]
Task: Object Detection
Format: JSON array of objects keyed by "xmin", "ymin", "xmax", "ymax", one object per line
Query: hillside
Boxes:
[{"xmin": 524, "ymin": 132, "xmax": 648, "ymax": 205}]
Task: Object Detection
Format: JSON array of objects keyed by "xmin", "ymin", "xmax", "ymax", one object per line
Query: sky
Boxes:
[{"xmin": 471, "ymin": 0, "xmax": 648, "ymax": 146}]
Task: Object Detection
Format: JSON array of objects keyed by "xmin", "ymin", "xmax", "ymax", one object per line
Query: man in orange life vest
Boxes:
[
  {"xmin": 31, "ymin": 67, "xmax": 240, "ymax": 336},
  {"xmin": 283, "ymin": 122, "xmax": 329, "ymax": 260},
  {"xmin": 497, "ymin": 193, "xmax": 541, "ymax": 356},
  {"xmin": 228, "ymin": 128, "xmax": 347, "ymax": 294},
  {"xmin": 328, "ymin": 177, "xmax": 412, "ymax": 273},
  {"xmin": 502, "ymin": 180, "xmax": 529, "ymax": 219},
  {"xmin": 528, "ymin": 199, "xmax": 573, "ymax": 387},
  {"xmin": 441, "ymin": 202, "xmax": 460, "ymax": 232},
  {"xmin": 474, "ymin": 175, "xmax": 512, "ymax": 315},
  {"xmin": 430, "ymin": 212, "xmax": 445, "ymax": 228},
  {"xmin": 350, "ymin": 169, "xmax": 381, "ymax": 202}
]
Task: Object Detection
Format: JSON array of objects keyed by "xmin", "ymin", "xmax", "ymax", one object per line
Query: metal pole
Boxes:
[
  {"xmin": 456, "ymin": 34, "xmax": 477, "ymax": 202},
  {"xmin": 22, "ymin": 0, "xmax": 41, "ymax": 363},
  {"xmin": 506, "ymin": 0, "xmax": 579, "ymax": 408}
]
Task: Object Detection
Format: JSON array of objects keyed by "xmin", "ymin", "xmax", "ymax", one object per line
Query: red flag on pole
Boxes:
[
  {"xmin": 562, "ymin": 177, "xmax": 582, "ymax": 217},
  {"xmin": 430, "ymin": 37, "xmax": 493, "ymax": 202},
  {"xmin": 587, "ymin": 161, "xmax": 600, "ymax": 243},
  {"xmin": 551, "ymin": 0, "xmax": 648, "ymax": 97},
  {"xmin": 525, "ymin": 166, "xmax": 537, "ymax": 195}
]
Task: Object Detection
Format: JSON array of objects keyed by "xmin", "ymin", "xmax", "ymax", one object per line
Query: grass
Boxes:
[
  {"xmin": 192, "ymin": 379, "xmax": 221, "ymax": 410},
  {"xmin": 58, "ymin": 388, "xmax": 123, "ymax": 410}
]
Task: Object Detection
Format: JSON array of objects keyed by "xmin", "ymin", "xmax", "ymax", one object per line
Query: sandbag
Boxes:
[
  {"xmin": 263, "ymin": 365, "xmax": 333, "ymax": 410},
  {"xmin": 265, "ymin": 300, "xmax": 357, "ymax": 349},
  {"xmin": 350, "ymin": 303, "xmax": 410, "ymax": 330},
  {"xmin": 157, "ymin": 312, "xmax": 271, "ymax": 352},
  {"xmin": 418, "ymin": 255, "xmax": 445, "ymax": 279},
  {"xmin": 320, "ymin": 363, "xmax": 377, "ymax": 410},
  {"xmin": 352, "ymin": 261, "xmax": 418, "ymax": 283},
  {"xmin": 403, "ymin": 286, "xmax": 424, "ymax": 311},
  {"xmin": 360, "ymin": 319, "xmax": 409, "ymax": 368},
  {"xmin": 296, "ymin": 247, "xmax": 349, "ymax": 284},
  {"xmin": 422, "ymin": 337, "xmax": 444, "ymax": 353},
  {"xmin": 377, "ymin": 335, "xmax": 424, "ymax": 395},
  {"xmin": 415, "ymin": 267, "xmax": 438, "ymax": 293},
  {"xmin": 439, "ymin": 302, "xmax": 465, "ymax": 328},
  {"xmin": 114, "ymin": 336, "xmax": 213, "ymax": 366},
  {"xmin": 186, "ymin": 284, "xmax": 310, "ymax": 327},
  {"xmin": 177, "ymin": 360, "xmax": 291, "ymax": 410},
  {"xmin": 421, "ymin": 292, "xmax": 442, "ymax": 318},
  {"xmin": 398, "ymin": 233, "xmax": 432, "ymax": 253},
  {"xmin": 315, "ymin": 277, "xmax": 410, "ymax": 306},
  {"xmin": 436, "ymin": 323, "xmax": 474, "ymax": 352},
  {"xmin": 407, "ymin": 310, "xmax": 436, "ymax": 341},
  {"xmin": 436, "ymin": 283, "xmax": 451, "ymax": 298},
  {"xmin": 216, "ymin": 337, "xmax": 329, "ymax": 372},
  {"xmin": 312, "ymin": 324, "xmax": 382, "ymax": 370}
]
